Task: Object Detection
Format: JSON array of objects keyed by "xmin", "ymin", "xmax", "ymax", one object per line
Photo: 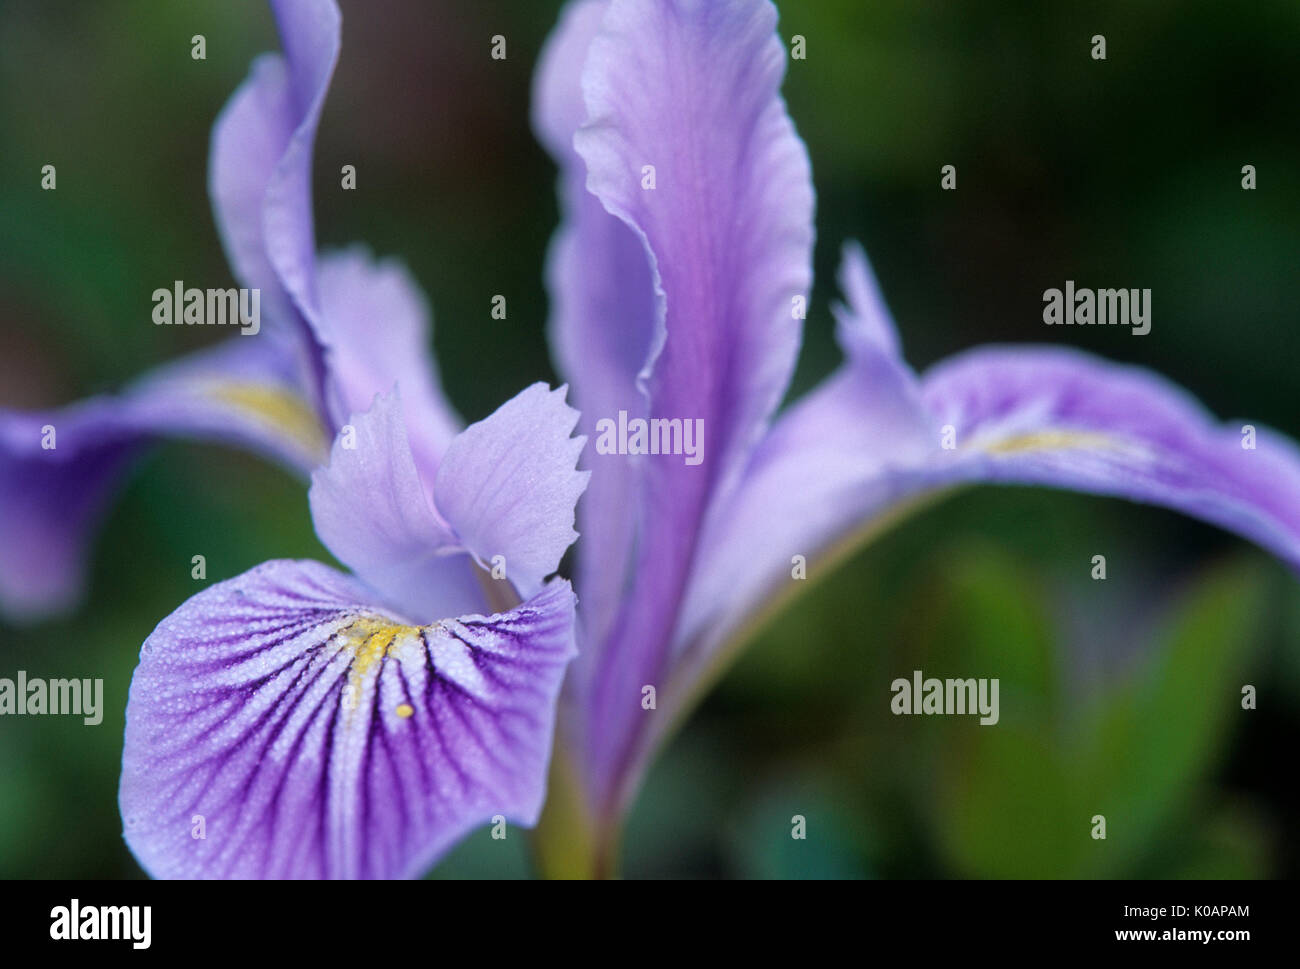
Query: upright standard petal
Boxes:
[
  {"xmin": 575, "ymin": 0, "xmax": 813, "ymax": 496},
  {"xmin": 534, "ymin": 0, "xmax": 657, "ymax": 652},
  {"xmin": 120, "ymin": 560, "xmax": 578, "ymax": 879},
  {"xmin": 209, "ymin": 52, "xmax": 299, "ymax": 328},
  {"xmin": 0, "ymin": 338, "xmax": 326, "ymax": 622},
  {"xmin": 262, "ymin": 0, "xmax": 342, "ymax": 327},
  {"xmin": 208, "ymin": 0, "xmax": 341, "ymax": 414},
  {"xmin": 571, "ymin": 0, "xmax": 814, "ymax": 815}
]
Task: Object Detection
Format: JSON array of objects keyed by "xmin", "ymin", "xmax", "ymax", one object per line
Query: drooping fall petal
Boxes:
[
  {"xmin": 681, "ymin": 242, "xmax": 1300, "ymax": 706},
  {"xmin": 0, "ymin": 337, "xmax": 325, "ymax": 621},
  {"xmin": 918, "ymin": 345, "xmax": 1300, "ymax": 571},
  {"xmin": 120, "ymin": 560, "xmax": 578, "ymax": 879}
]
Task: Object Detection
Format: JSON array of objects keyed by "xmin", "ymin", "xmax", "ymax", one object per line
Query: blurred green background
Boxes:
[{"xmin": 1, "ymin": 0, "xmax": 1297, "ymax": 878}]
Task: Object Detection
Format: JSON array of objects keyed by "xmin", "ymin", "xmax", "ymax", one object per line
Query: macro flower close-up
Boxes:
[{"xmin": 2, "ymin": 0, "xmax": 1297, "ymax": 913}]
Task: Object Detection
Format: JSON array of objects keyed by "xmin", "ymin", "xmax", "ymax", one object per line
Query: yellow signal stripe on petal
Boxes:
[
  {"xmin": 207, "ymin": 382, "xmax": 328, "ymax": 460},
  {"xmin": 336, "ymin": 617, "xmax": 418, "ymax": 715},
  {"xmin": 982, "ymin": 429, "xmax": 1123, "ymax": 456}
]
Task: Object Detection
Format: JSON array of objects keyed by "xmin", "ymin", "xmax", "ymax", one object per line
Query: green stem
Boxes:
[{"xmin": 531, "ymin": 745, "xmax": 621, "ymax": 879}]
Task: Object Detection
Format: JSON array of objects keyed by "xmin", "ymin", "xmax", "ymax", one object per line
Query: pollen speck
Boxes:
[{"xmin": 396, "ymin": 703, "xmax": 415, "ymax": 719}]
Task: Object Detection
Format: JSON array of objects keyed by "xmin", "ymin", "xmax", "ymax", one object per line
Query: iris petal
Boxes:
[
  {"xmin": 0, "ymin": 338, "xmax": 323, "ymax": 621},
  {"xmin": 534, "ymin": 0, "xmax": 657, "ymax": 651},
  {"xmin": 684, "ymin": 242, "xmax": 1300, "ymax": 709},
  {"xmin": 209, "ymin": 0, "xmax": 341, "ymax": 412},
  {"xmin": 433, "ymin": 383, "xmax": 589, "ymax": 601},
  {"xmin": 564, "ymin": 0, "xmax": 815, "ymax": 814},
  {"xmin": 919, "ymin": 345, "xmax": 1300, "ymax": 570},
  {"xmin": 309, "ymin": 389, "xmax": 482, "ymax": 622},
  {"xmin": 120, "ymin": 560, "xmax": 577, "ymax": 879},
  {"xmin": 315, "ymin": 248, "xmax": 463, "ymax": 481}
]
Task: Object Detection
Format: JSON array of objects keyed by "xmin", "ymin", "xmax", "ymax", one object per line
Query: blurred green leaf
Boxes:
[{"xmin": 932, "ymin": 559, "xmax": 1265, "ymax": 877}]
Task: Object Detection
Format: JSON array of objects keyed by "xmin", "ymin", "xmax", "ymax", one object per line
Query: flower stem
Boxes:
[{"xmin": 531, "ymin": 745, "xmax": 621, "ymax": 879}]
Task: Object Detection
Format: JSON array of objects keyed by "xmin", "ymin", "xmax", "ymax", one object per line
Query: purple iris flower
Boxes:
[
  {"xmin": 3, "ymin": 0, "xmax": 1299, "ymax": 880},
  {"xmin": 531, "ymin": 0, "xmax": 1300, "ymax": 870},
  {"xmin": 3, "ymin": 0, "xmax": 587, "ymax": 878},
  {"xmin": 119, "ymin": 378, "xmax": 588, "ymax": 878}
]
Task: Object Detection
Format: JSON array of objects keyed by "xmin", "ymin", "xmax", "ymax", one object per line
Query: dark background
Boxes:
[{"xmin": 0, "ymin": 0, "xmax": 1296, "ymax": 878}]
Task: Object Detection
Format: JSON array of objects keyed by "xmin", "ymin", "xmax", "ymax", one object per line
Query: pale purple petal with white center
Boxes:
[
  {"xmin": 120, "ymin": 560, "xmax": 578, "ymax": 879},
  {"xmin": 0, "ymin": 337, "xmax": 325, "ymax": 622},
  {"xmin": 433, "ymin": 383, "xmax": 589, "ymax": 601},
  {"xmin": 572, "ymin": 0, "xmax": 814, "ymax": 814},
  {"xmin": 308, "ymin": 390, "xmax": 482, "ymax": 624}
]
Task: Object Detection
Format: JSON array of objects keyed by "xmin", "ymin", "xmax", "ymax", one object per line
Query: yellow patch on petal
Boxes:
[
  {"xmin": 395, "ymin": 703, "xmax": 415, "ymax": 719},
  {"xmin": 983, "ymin": 429, "xmax": 1119, "ymax": 455},
  {"xmin": 208, "ymin": 382, "xmax": 327, "ymax": 459},
  {"xmin": 336, "ymin": 617, "xmax": 417, "ymax": 714}
]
